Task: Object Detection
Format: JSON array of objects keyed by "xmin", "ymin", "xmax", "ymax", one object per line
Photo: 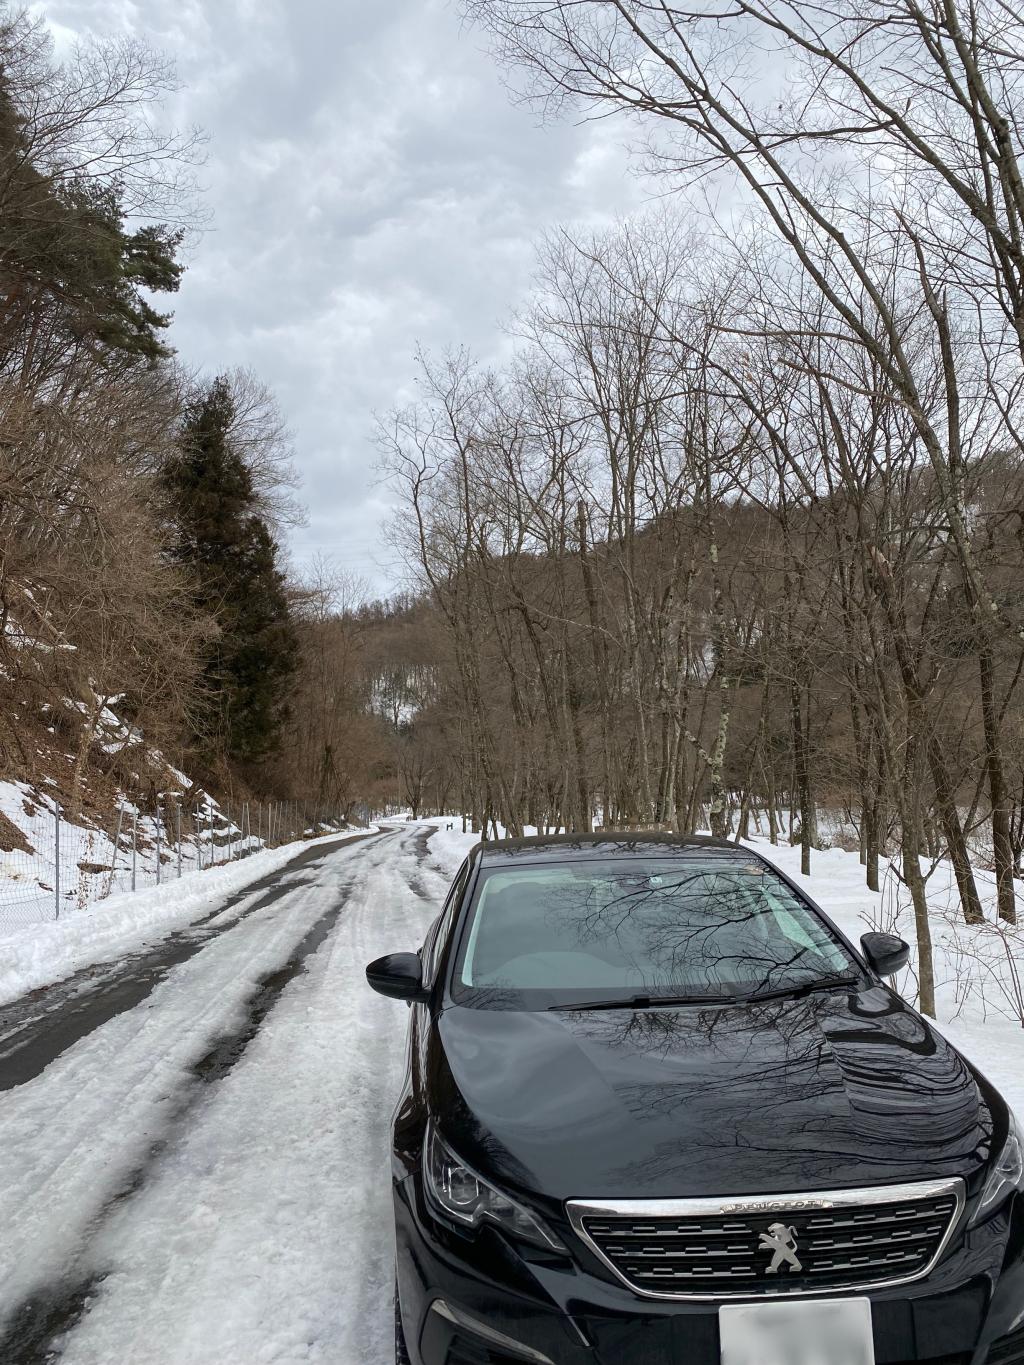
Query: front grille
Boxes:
[
  {"xmin": 568, "ymin": 1179, "xmax": 963, "ymax": 1300},
  {"xmin": 989, "ymin": 1327, "xmax": 1024, "ymax": 1365}
]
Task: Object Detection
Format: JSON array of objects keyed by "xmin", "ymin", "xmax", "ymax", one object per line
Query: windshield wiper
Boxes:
[
  {"xmin": 547, "ymin": 973, "xmax": 863, "ymax": 1012},
  {"xmin": 743, "ymin": 972, "xmax": 862, "ymax": 1004},
  {"xmin": 548, "ymin": 993, "xmax": 734, "ymax": 1012}
]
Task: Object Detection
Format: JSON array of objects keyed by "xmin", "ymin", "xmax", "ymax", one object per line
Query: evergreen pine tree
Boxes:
[{"xmin": 164, "ymin": 378, "xmax": 297, "ymax": 766}]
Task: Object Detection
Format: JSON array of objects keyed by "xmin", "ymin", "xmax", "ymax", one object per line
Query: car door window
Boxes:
[{"xmin": 423, "ymin": 860, "xmax": 469, "ymax": 985}]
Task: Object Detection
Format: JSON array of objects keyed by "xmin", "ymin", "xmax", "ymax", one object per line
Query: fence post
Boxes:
[
  {"xmin": 107, "ymin": 805, "xmax": 124, "ymax": 897},
  {"xmin": 54, "ymin": 801, "xmax": 61, "ymax": 920},
  {"xmin": 208, "ymin": 797, "xmax": 214, "ymax": 865},
  {"xmin": 156, "ymin": 801, "xmax": 162, "ymax": 886},
  {"xmin": 176, "ymin": 801, "xmax": 182, "ymax": 879},
  {"xmin": 131, "ymin": 809, "xmax": 138, "ymax": 892}
]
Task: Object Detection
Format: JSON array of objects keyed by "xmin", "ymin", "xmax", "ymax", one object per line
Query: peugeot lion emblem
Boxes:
[{"xmin": 759, "ymin": 1222, "xmax": 802, "ymax": 1274}]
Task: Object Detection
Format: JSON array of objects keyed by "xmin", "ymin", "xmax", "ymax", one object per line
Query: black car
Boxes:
[{"xmin": 366, "ymin": 834, "xmax": 1024, "ymax": 1365}]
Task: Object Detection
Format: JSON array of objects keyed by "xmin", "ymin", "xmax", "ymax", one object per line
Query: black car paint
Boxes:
[
  {"xmin": 430, "ymin": 987, "xmax": 995, "ymax": 1202},
  {"xmin": 372, "ymin": 834, "xmax": 1024, "ymax": 1365}
]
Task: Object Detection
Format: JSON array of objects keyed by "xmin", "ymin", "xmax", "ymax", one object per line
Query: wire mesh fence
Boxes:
[{"xmin": 0, "ymin": 797, "xmax": 352, "ymax": 932}]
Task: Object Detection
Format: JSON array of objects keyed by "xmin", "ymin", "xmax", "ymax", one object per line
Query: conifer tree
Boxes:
[
  {"xmin": 164, "ymin": 377, "xmax": 297, "ymax": 766},
  {"xmin": 0, "ymin": 67, "xmax": 184, "ymax": 373}
]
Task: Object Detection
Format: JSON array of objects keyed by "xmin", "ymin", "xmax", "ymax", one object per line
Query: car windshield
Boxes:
[{"xmin": 450, "ymin": 855, "xmax": 857, "ymax": 1010}]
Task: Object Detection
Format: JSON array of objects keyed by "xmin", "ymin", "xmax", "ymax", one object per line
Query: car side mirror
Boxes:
[
  {"xmin": 366, "ymin": 952, "xmax": 428, "ymax": 1002},
  {"xmin": 860, "ymin": 932, "xmax": 911, "ymax": 978}
]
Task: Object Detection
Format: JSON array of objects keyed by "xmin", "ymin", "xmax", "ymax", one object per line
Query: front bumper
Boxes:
[{"xmin": 394, "ymin": 1175, "xmax": 1024, "ymax": 1365}]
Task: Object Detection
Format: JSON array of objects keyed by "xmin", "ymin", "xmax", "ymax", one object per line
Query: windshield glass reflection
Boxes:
[{"xmin": 452, "ymin": 855, "xmax": 856, "ymax": 1010}]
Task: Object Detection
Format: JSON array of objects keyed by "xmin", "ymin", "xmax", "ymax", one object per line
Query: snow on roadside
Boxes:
[
  {"xmin": 0, "ymin": 828, "xmax": 375, "ymax": 1009},
  {"xmin": 424, "ymin": 821, "xmax": 478, "ymax": 877},
  {"xmin": 0, "ymin": 775, "xmax": 272, "ymax": 930},
  {"xmin": 425, "ymin": 824, "xmax": 1024, "ymax": 1119}
]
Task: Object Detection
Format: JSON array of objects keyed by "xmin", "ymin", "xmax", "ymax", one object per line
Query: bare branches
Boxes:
[{"xmin": 0, "ymin": 8, "xmax": 206, "ymax": 225}]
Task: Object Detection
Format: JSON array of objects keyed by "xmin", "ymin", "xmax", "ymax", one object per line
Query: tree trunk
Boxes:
[
  {"xmin": 865, "ymin": 798, "xmax": 880, "ymax": 893},
  {"xmin": 791, "ymin": 684, "xmax": 813, "ymax": 875},
  {"xmin": 927, "ymin": 732, "xmax": 984, "ymax": 924},
  {"xmin": 708, "ymin": 683, "xmax": 732, "ymax": 839},
  {"xmin": 902, "ymin": 814, "xmax": 936, "ymax": 1018},
  {"xmin": 979, "ymin": 647, "xmax": 1017, "ymax": 924}
]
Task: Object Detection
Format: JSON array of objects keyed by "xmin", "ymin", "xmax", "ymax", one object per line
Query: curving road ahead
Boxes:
[{"xmin": 0, "ymin": 825, "xmax": 447, "ymax": 1365}]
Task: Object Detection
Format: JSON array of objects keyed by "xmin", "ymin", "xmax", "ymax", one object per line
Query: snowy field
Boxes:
[{"xmin": 0, "ymin": 819, "xmax": 1021, "ymax": 1365}]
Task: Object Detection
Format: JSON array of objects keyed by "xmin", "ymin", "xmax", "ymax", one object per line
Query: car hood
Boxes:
[{"xmin": 432, "ymin": 986, "xmax": 997, "ymax": 1202}]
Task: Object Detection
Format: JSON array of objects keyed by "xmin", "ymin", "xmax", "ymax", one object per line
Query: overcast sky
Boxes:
[{"xmin": 31, "ymin": 0, "xmax": 649, "ymax": 593}]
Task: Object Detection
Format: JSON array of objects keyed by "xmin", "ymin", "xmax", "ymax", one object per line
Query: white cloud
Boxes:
[{"xmin": 31, "ymin": 0, "xmax": 648, "ymax": 589}]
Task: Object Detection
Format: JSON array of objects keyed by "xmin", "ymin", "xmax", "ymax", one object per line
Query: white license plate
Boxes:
[{"xmin": 719, "ymin": 1298, "xmax": 874, "ymax": 1365}]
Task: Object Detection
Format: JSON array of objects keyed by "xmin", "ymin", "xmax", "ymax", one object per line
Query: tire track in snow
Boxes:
[
  {"xmin": 0, "ymin": 834, "xmax": 375, "ymax": 1091},
  {"xmin": 398, "ymin": 824, "xmax": 454, "ymax": 903},
  {"xmin": 0, "ymin": 834, "xmax": 397, "ymax": 1356},
  {"xmin": 0, "ymin": 895, "xmax": 357, "ymax": 1364}
]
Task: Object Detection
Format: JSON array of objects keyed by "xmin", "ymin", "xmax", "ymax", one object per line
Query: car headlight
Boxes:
[
  {"xmin": 424, "ymin": 1122, "xmax": 566, "ymax": 1251},
  {"xmin": 971, "ymin": 1111, "xmax": 1024, "ymax": 1226}
]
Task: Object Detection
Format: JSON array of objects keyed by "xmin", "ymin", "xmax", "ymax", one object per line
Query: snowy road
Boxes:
[{"xmin": 0, "ymin": 825, "xmax": 448, "ymax": 1365}]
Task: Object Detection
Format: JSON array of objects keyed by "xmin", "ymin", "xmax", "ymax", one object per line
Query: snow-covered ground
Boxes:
[{"xmin": 1, "ymin": 819, "xmax": 1021, "ymax": 1365}]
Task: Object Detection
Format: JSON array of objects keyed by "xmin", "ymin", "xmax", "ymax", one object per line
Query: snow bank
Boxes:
[
  {"xmin": 0, "ymin": 829, "xmax": 374, "ymax": 1009},
  {"xmin": 424, "ymin": 820, "xmax": 547, "ymax": 877},
  {"xmin": 424, "ymin": 822, "xmax": 479, "ymax": 876}
]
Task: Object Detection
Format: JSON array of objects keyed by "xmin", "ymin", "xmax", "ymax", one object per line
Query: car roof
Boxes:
[{"xmin": 472, "ymin": 832, "xmax": 757, "ymax": 865}]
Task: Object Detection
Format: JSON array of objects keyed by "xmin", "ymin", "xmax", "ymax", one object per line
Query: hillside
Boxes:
[{"xmin": 0, "ymin": 595, "xmax": 342, "ymax": 932}]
